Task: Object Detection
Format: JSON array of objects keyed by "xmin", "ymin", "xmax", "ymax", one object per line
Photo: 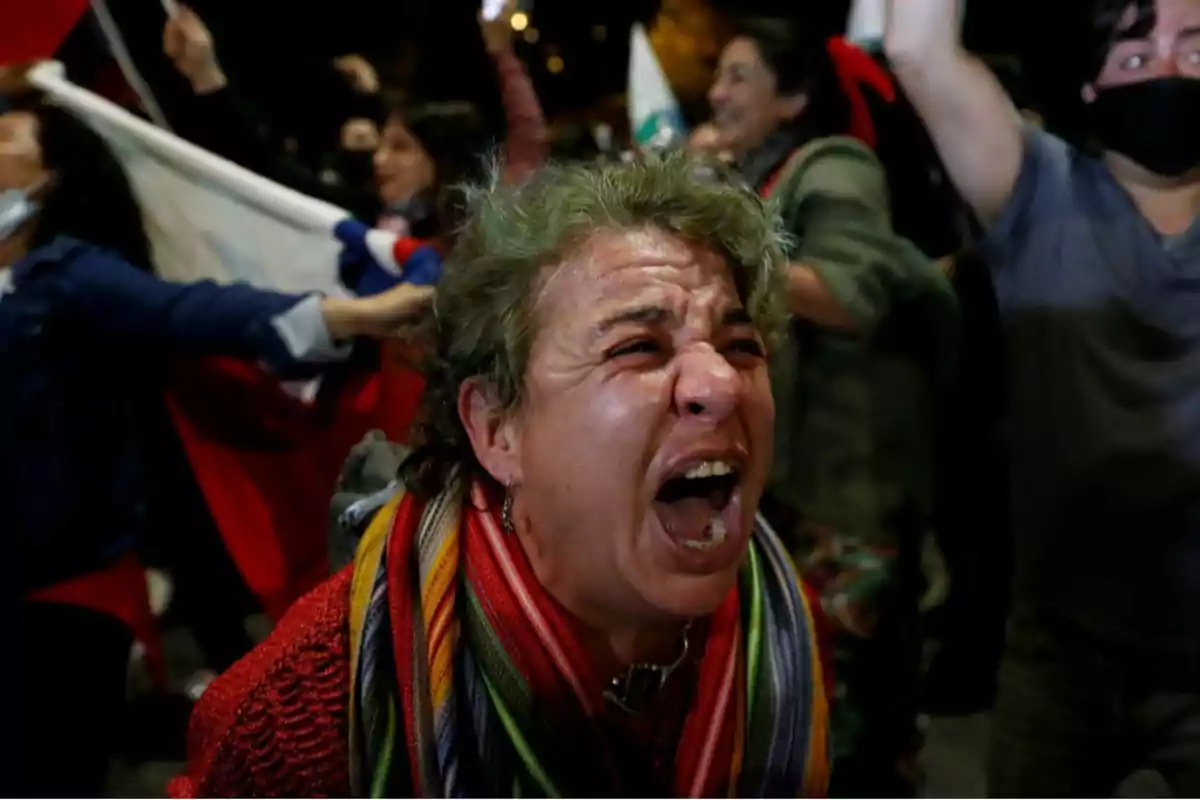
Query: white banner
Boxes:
[{"xmin": 29, "ymin": 61, "xmax": 349, "ymax": 296}]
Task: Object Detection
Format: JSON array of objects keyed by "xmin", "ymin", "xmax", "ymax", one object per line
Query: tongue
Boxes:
[{"xmin": 654, "ymin": 496, "xmax": 719, "ymax": 543}]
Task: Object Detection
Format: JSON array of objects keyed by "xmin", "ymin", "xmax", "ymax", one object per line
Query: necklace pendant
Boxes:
[
  {"xmin": 602, "ymin": 622, "xmax": 693, "ymax": 715},
  {"xmin": 605, "ymin": 665, "xmax": 664, "ymax": 714}
]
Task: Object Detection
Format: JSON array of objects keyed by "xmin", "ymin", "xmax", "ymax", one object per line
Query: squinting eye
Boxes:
[
  {"xmin": 726, "ymin": 338, "xmax": 765, "ymax": 358},
  {"xmin": 606, "ymin": 339, "xmax": 661, "ymax": 359}
]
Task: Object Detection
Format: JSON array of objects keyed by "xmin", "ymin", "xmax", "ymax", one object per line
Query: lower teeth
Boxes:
[{"xmin": 682, "ymin": 515, "xmax": 727, "ymax": 551}]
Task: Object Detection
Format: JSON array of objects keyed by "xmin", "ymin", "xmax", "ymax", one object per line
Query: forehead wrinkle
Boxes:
[{"xmin": 534, "ymin": 230, "xmax": 697, "ymax": 311}]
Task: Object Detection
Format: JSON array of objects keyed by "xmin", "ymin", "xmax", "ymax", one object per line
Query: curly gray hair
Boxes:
[{"xmin": 403, "ymin": 149, "xmax": 790, "ymax": 495}]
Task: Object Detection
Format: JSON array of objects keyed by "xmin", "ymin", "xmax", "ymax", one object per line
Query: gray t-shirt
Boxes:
[{"xmin": 983, "ymin": 127, "xmax": 1200, "ymax": 652}]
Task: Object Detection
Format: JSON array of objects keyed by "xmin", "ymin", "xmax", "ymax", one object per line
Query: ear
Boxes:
[
  {"xmin": 457, "ymin": 377, "xmax": 523, "ymax": 486},
  {"xmin": 776, "ymin": 91, "xmax": 809, "ymax": 124},
  {"xmin": 1081, "ymin": 83, "xmax": 1097, "ymax": 104}
]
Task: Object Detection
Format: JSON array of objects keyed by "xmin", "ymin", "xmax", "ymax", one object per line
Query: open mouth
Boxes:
[{"xmin": 653, "ymin": 459, "xmax": 741, "ymax": 552}]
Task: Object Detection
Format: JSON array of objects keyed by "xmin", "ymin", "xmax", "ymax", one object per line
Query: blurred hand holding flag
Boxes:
[{"xmin": 27, "ymin": 61, "xmax": 427, "ymax": 621}]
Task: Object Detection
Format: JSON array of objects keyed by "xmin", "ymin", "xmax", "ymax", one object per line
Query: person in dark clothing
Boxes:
[
  {"xmin": 890, "ymin": 0, "xmax": 1200, "ymax": 793},
  {"xmin": 2, "ymin": 95, "xmax": 433, "ymax": 797}
]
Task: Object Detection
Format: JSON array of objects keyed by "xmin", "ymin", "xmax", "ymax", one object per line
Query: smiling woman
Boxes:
[{"xmin": 172, "ymin": 151, "xmax": 831, "ymax": 798}]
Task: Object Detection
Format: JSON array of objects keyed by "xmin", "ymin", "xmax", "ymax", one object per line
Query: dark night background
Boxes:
[{"xmin": 67, "ymin": 0, "xmax": 1100, "ymax": 156}]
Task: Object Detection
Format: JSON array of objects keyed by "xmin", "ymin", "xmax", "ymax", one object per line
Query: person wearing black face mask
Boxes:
[
  {"xmin": 1084, "ymin": 0, "xmax": 1200, "ymax": 179},
  {"xmin": 886, "ymin": 0, "xmax": 1200, "ymax": 796}
]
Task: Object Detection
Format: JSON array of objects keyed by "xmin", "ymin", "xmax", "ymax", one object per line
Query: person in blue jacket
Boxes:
[{"xmin": 1, "ymin": 94, "xmax": 433, "ymax": 797}]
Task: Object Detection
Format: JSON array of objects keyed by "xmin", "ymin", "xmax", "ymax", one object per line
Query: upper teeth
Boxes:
[{"xmin": 681, "ymin": 460, "xmax": 736, "ymax": 479}]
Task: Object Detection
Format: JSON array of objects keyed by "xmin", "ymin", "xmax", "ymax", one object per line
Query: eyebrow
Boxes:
[
  {"xmin": 595, "ymin": 305, "xmax": 670, "ymax": 337},
  {"xmin": 594, "ymin": 304, "xmax": 755, "ymax": 337},
  {"xmin": 1112, "ymin": 7, "xmax": 1156, "ymax": 40}
]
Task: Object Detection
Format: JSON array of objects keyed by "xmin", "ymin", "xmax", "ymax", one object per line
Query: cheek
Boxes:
[
  {"xmin": 742, "ymin": 369, "xmax": 775, "ymax": 464},
  {"xmin": 414, "ymin": 153, "xmax": 435, "ymax": 189},
  {"xmin": 375, "ymin": 153, "xmax": 398, "ymax": 181},
  {"xmin": 520, "ymin": 374, "xmax": 672, "ymax": 515}
]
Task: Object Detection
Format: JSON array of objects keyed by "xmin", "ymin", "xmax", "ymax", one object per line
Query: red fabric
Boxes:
[
  {"xmin": 391, "ymin": 235, "xmax": 428, "ymax": 265},
  {"xmin": 164, "ymin": 355, "xmax": 423, "ymax": 621},
  {"xmin": 168, "ymin": 568, "xmax": 355, "ymax": 798},
  {"xmin": 826, "ymin": 37, "xmax": 896, "ymax": 149},
  {"xmin": 26, "ymin": 552, "xmax": 165, "ymax": 686},
  {"xmin": 0, "ymin": 0, "xmax": 88, "ymax": 64}
]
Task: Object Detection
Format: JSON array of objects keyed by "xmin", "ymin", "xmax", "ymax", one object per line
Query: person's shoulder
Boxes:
[
  {"xmin": 169, "ymin": 568, "xmax": 355, "ymax": 798},
  {"xmin": 788, "ymin": 135, "xmax": 882, "ymax": 176},
  {"xmin": 12, "ymin": 235, "xmax": 94, "ymax": 276},
  {"xmin": 14, "ymin": 237, "xmax": 143, "ymax": 295},
  {"xmin": 775, "ymin": 135, "xmax": 887, "ymax": 207},
  {"xmin": 982, "ymin": 125, "xmax": 1096, "ymax": 256}
]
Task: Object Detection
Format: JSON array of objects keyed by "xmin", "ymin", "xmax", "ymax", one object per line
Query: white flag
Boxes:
[
  {"xmin": 627, "ymin": 24, "xmax": 687, "ymax": 151},
  {"xmin": 29, "ymin": 61, "xmax": 350, "ymax": 297}
]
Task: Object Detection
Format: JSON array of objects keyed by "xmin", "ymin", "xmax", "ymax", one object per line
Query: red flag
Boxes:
[
  {"xmin": 826, "ymin": 36, "xmax": 897, "ymax": 149},
  {"xmin": 0, "ymin": 0, "xmax": 89, "ymax": 64},
  {"xmin": 163, "ymin": 354, "xmax": 423, "ymax": 621}
]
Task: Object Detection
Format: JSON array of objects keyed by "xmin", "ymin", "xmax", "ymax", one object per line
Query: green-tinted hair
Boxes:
[{"xmin": 404, "ymin": 149, "xmax": 790, "ymax": 495}]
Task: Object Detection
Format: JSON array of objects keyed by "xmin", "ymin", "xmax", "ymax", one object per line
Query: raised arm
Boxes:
[
  {"xmin": 883, "ymin": 0, "xmax": 1024, "ymax": 225},
  {"xmin": 479, "ymin": 0, "xmax": 549, "ymax": 183},
  {"xmin": 164, "ymin": 6, "xmax": 381, "ymax": 221}
]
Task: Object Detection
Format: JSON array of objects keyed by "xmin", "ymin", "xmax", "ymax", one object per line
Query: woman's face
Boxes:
[
  {"xmin": 0, "ymin": 111, "xmax": 47, "ymax": 192},
  {"xmin": 471, "ymin": 228, "xmax": 775, "ymax": 625},
  {"xmin": 708, "ymin": 37, "xmax": 806, "ymax": 158},
  {"xmin": 373, "ymin": 116, "xmax": 434, "ymax": 206}
]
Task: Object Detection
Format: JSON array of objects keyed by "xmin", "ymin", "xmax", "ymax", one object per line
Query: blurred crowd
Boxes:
[{"xmin": 6, "ymin": 0, "xmax": 1200, "ymax": 796}]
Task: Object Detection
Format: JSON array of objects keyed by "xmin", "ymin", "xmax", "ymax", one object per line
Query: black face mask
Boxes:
[{"xmin": 1088, "ymin": 77, "xmax": 1200, "ymax": 178}]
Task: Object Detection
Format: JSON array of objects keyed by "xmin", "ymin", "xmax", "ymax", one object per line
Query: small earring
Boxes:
[{"xmin": 501, "ymin": 484, "xmax": 515, "ymax": 534}]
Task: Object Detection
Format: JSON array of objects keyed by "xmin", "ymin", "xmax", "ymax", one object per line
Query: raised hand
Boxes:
[
  {"xmin": 163, "ymin": 4, "xmax": 225, "ymax": 94},
  {"xmin": 333, "ymin": 55, "xmax": 380, "ymax": 95},
  {"xmin": 479, "ymin": 0, "xmax": 519, "ymax": 56}
]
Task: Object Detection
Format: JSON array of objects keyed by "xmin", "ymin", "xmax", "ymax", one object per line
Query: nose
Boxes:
[
  {"xmin": 674, "ymin": 346, "xmax": 740, "ymax": 423},
  {"xmin": 1152, "ymin": 57, "xmax": 1181, "ymax": 78},
  {"xmin": 708, "ymin": 78, "xmax": 727, "ymax": 109}
]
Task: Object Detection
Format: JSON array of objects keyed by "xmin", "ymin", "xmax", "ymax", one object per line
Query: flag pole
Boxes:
[{"xmin": 88, "ymin": 0, "xmax": 173, "ymax": 130}]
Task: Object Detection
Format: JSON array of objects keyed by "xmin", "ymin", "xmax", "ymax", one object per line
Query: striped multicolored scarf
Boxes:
[{"xmin": 348, "ymin": 471, "xmax": 829, "ymax": 797}]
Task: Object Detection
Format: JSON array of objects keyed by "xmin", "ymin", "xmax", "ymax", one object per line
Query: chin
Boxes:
[{"xmin": 638, "ymin": 566, "xmax": 745, "ymax": 620}]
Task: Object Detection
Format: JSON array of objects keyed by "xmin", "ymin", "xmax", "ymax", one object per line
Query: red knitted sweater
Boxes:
[
  {"xmin": 169, "ymin": 568, "xmax": 355, "ymax": 798},
  {"xmin": 169, "ymin": 564, "xmax": 835, "ymax": 797}
]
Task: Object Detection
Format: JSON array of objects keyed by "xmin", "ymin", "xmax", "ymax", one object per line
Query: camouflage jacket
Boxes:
[{"xmin": 763, "ymin": 136, "xmax": 960, "ymax": 638}]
